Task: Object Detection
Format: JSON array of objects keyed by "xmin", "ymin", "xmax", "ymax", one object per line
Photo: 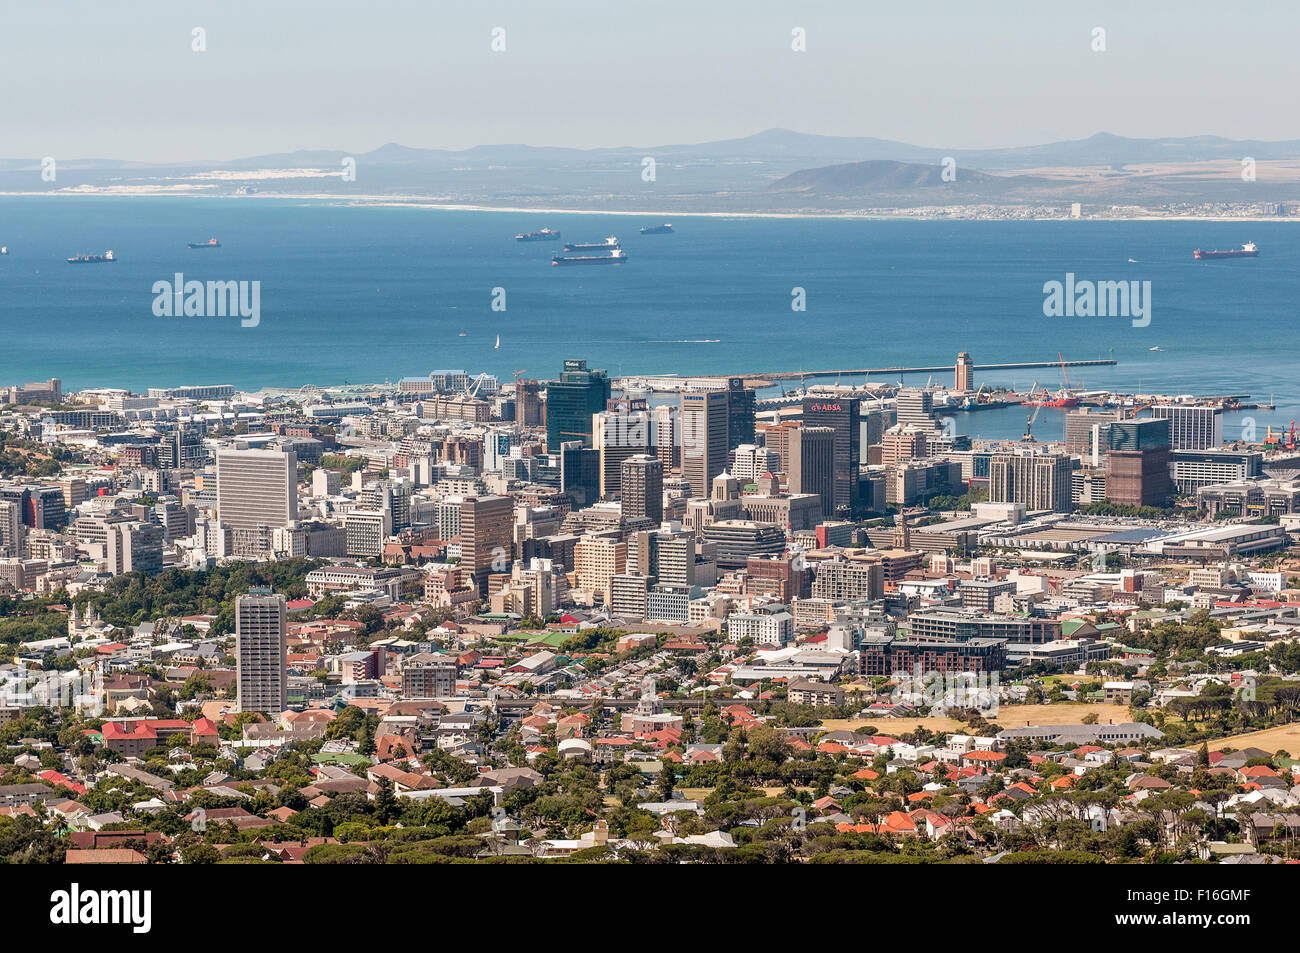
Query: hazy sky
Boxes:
[{"xmin": 5, "ymin": 0, "xmax": 1298, "ymax": 161}]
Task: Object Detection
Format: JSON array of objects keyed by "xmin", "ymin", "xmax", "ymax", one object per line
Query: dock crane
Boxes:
[{"xmin": 1266, "ymin": 421, "xmax": 1298, "ymax": 450}]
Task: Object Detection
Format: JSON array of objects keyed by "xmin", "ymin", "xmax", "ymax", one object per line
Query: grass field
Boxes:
[
  {"xmin": 817, "ymin": 702, "xmax": 1135, "ymax": 736},
  {"xmin": 1207, "ymin": 723, "xmax": 1300, "ymax": 756},
  {"xmin": 679, "ymin": 786, "xmax": 800, "ymax": 801}
]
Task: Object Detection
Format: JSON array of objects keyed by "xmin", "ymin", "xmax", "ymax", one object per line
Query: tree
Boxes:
[
  {"xmin": 655, "ymin": 760, "xmax": 677, "ymax": 801},
  {"xmin": 181, "ymin": 842, "xmax": 222, "ymax": 864},
  {"xmin": 373, "ymin": 777, "xmax": 398, "ymax": 825}
]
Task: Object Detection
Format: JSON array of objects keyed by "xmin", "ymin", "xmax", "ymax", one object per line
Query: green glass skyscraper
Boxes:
[{"xmin": 545, "ymin": 359, "xmax": 611, "ymax": 451}]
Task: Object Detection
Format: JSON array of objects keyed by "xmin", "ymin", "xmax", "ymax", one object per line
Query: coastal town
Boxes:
[{"xmin": 0, "ymin": 358, "xmax": 1299, "ymax": 867}]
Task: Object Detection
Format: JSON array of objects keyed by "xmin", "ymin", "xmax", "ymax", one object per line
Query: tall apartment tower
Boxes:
[
  {"xmin": 787, "ymin": 425, "xmax": 836, "ymax": 520},
  {"xmin": 621, "ymin": 454, "xmax": 664, "ymax": 524},
  {"xmin": 461, "ymin": 495, "xmax": 515, "ymax": 596},
  {"xmin": 727, "ymin": 377, "xmax": 757, "ymax": 450},
  {"xmin": 681, "ymin": 390, "xmax": 730, "ymax": 498},
  {"xmin": 989, "ymin": 450, "xmax": 1074, "ymax": 513},
  {"xmin": 236, "ymin": 590, "xmax": 287, "ymax": 714},
  {"xmin": 216, "ymin": 449, "xmax": 298, "ymax": 531},
  {"xmin": 545, "ymin": 359, "xmax": 611, "ymax": 450},
  {"xmin": 0, "ymin": 500, "xmax": 23, "ymax": 558},
  {"xmin": 802, "ymin": 396, "xmax": 861, "ymax": 517}
]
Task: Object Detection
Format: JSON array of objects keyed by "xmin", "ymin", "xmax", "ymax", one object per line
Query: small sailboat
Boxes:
[
  {"xmin": 458, "ymin": 329, "xmax": 467, "ymax": 337},
  {"xmin": 0, "ymin": 246, "xmax": 7, "ymax": 255},
  {"xmin": 494, "ymin": 334, "xmax": 500, "ymax": 349}
]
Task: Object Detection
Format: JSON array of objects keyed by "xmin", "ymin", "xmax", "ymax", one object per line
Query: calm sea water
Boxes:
[{"xmin": 0, "ymin": 196, "xmax": 1295, "ymax": 441}]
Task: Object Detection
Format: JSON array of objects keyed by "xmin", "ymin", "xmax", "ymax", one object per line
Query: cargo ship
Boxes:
[
  {"xmin": 563, "ymin": 236, "xmax": 619, "ymax": 251},
  {"xmin": 188, "ymin": 238, "xmax": 221, "ymax": 248},
  {"xmin": 516, "ymin": 228, "xmax": 561, "ymax": 242},
  {"xmin": 67, "ymin": 250, "xmax": 115, "ymax": 263},
  {"xmin": 1022, "ymin": 390, "xmax": 1079, "ymax": 408},
  {"xmin": 1193, "ymin": 242, "xmax": 1257, "ymax": 260},
  {"xmin": 640, "ymin": 223, "xmax": 673, "ymax": 234},
  {"xmin": 552, "ymin": 249, "xmax": 628, "ymax": 266}
]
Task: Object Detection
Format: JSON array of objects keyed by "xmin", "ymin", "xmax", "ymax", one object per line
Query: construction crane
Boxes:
[{"xmin": 1058, "ymin": 351, "xmax": 1072, "ymax": 390}]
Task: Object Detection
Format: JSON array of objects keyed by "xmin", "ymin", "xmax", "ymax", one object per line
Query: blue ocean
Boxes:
[{"xmin": 0, "ymin": 196, "xmax": 1294, "ymax": 442}]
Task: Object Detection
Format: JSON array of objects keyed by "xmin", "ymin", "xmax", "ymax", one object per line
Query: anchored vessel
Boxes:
[
  {"xmin": 516, "ymin": 228, "xmax": 561, "ymax": 242},
  {"xmin": 563, "ymin": 236, "xmax": 620, "ymax": 251},
  {"xmin": 67, "ymin": 250, "xmax": 115, "ymax": 263},
  {"xmin": 188, "ymin": 238, "xmax": 221, "ymax": 248},
  {"xmin": 639, "ymin": 223, "xmax": 674, "ymax": 234},
  {"xmin": 1193, "ymin": 242, "xmax": 1258, "ymax": 260},
  {"xmin": 552, "ymin": 248, "xmax": 628, "ymax": 266}
]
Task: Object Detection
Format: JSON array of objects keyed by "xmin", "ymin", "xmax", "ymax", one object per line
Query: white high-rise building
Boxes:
[
  {"xmin": 216, "ymin": 449, "xmax": 298, "ymax": 532},
  {"xmin": 1150, "ymin": 405, "xmax": 1224, "ymax": 451},
  {"xmin": 236, "ymin": 591, "xmax": 287, "ymax": 714}
]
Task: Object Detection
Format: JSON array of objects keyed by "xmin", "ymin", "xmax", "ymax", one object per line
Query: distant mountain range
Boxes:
[
  {"xmin": 768, "ymin": 159, "xmax": 1043, "ymax": 195},
  {"xmin": 3, "ymin": 129, "xmax": 1298, "ymax": 211}
]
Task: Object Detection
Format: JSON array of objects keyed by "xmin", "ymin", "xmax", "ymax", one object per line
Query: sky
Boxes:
[{"xmin": 3, "ymin": 0, "xmax": 1298, "ymax": 162}]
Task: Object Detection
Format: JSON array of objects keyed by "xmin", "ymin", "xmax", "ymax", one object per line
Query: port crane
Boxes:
[{"xmin": 1266, "ymin": 421, "xmax": 1298, "ymax": 450}]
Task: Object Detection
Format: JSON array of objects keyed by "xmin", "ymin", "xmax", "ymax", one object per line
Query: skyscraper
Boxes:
[
  {"xmin": 652, "ymin": 404, "xmax": 679, "ymax": 470},
  {"xmin": 880, "ymin": 424, "xmax": 930, "ymax": 465},
  {"xmin": 545, "ymin": 359, "xmax": 611, "ymax": 450},
  {"xmin": 1065, "ymin": 408, "xmax": 1122, "ymax": 459},
  {"xmin": 514, "ymin": 378, "xmax": 543, "ymax": 427},
  {"xmin": 594, "ymin": 401, "xmax": 652, "ymax": 499},
  {"xmin": 787, "ymin": 424, "xmax": 835, "ymax": 519},
  {"xmin": 727, "ymin": 377, "xmax": 756, "ymax": 450},
  {"xmin": 681, "ymin": 390, "xmax": 729, "ymax": 498},
  {"xmin": 1149, "ymin": 405, "xmax": 1224, "ymax": 451},
  {"xmin": 989, "ymin": 449, "xmax": 1073, "ymax": 513},
  {"xmin": 621, "ymin": 454, "xmax": 664, "ymax": 524},
  {"xmin": 215, "ymin": 449, "xmax": 298, "ymax": 532},
  {"xmin": 895, "ymin": 388, "xmax": 936, "ymax": 429},
  {"xmin": 0, "ymin": 500, "xmax": 23, "ymax": 558},
  {"xmin": 1106, "ymin": 418, "xmax": 1173, "ymax": 507},
  {"xmin": 461, "ymin": 495, "xmax": 515, "ymax": 596},
  {"xmin": 236, "ymin": 590, "xmax": 287, "ymax": 714},
  {"xmin": 802, "ymin": 396, "xmax": 861, "ymax": 516}
]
